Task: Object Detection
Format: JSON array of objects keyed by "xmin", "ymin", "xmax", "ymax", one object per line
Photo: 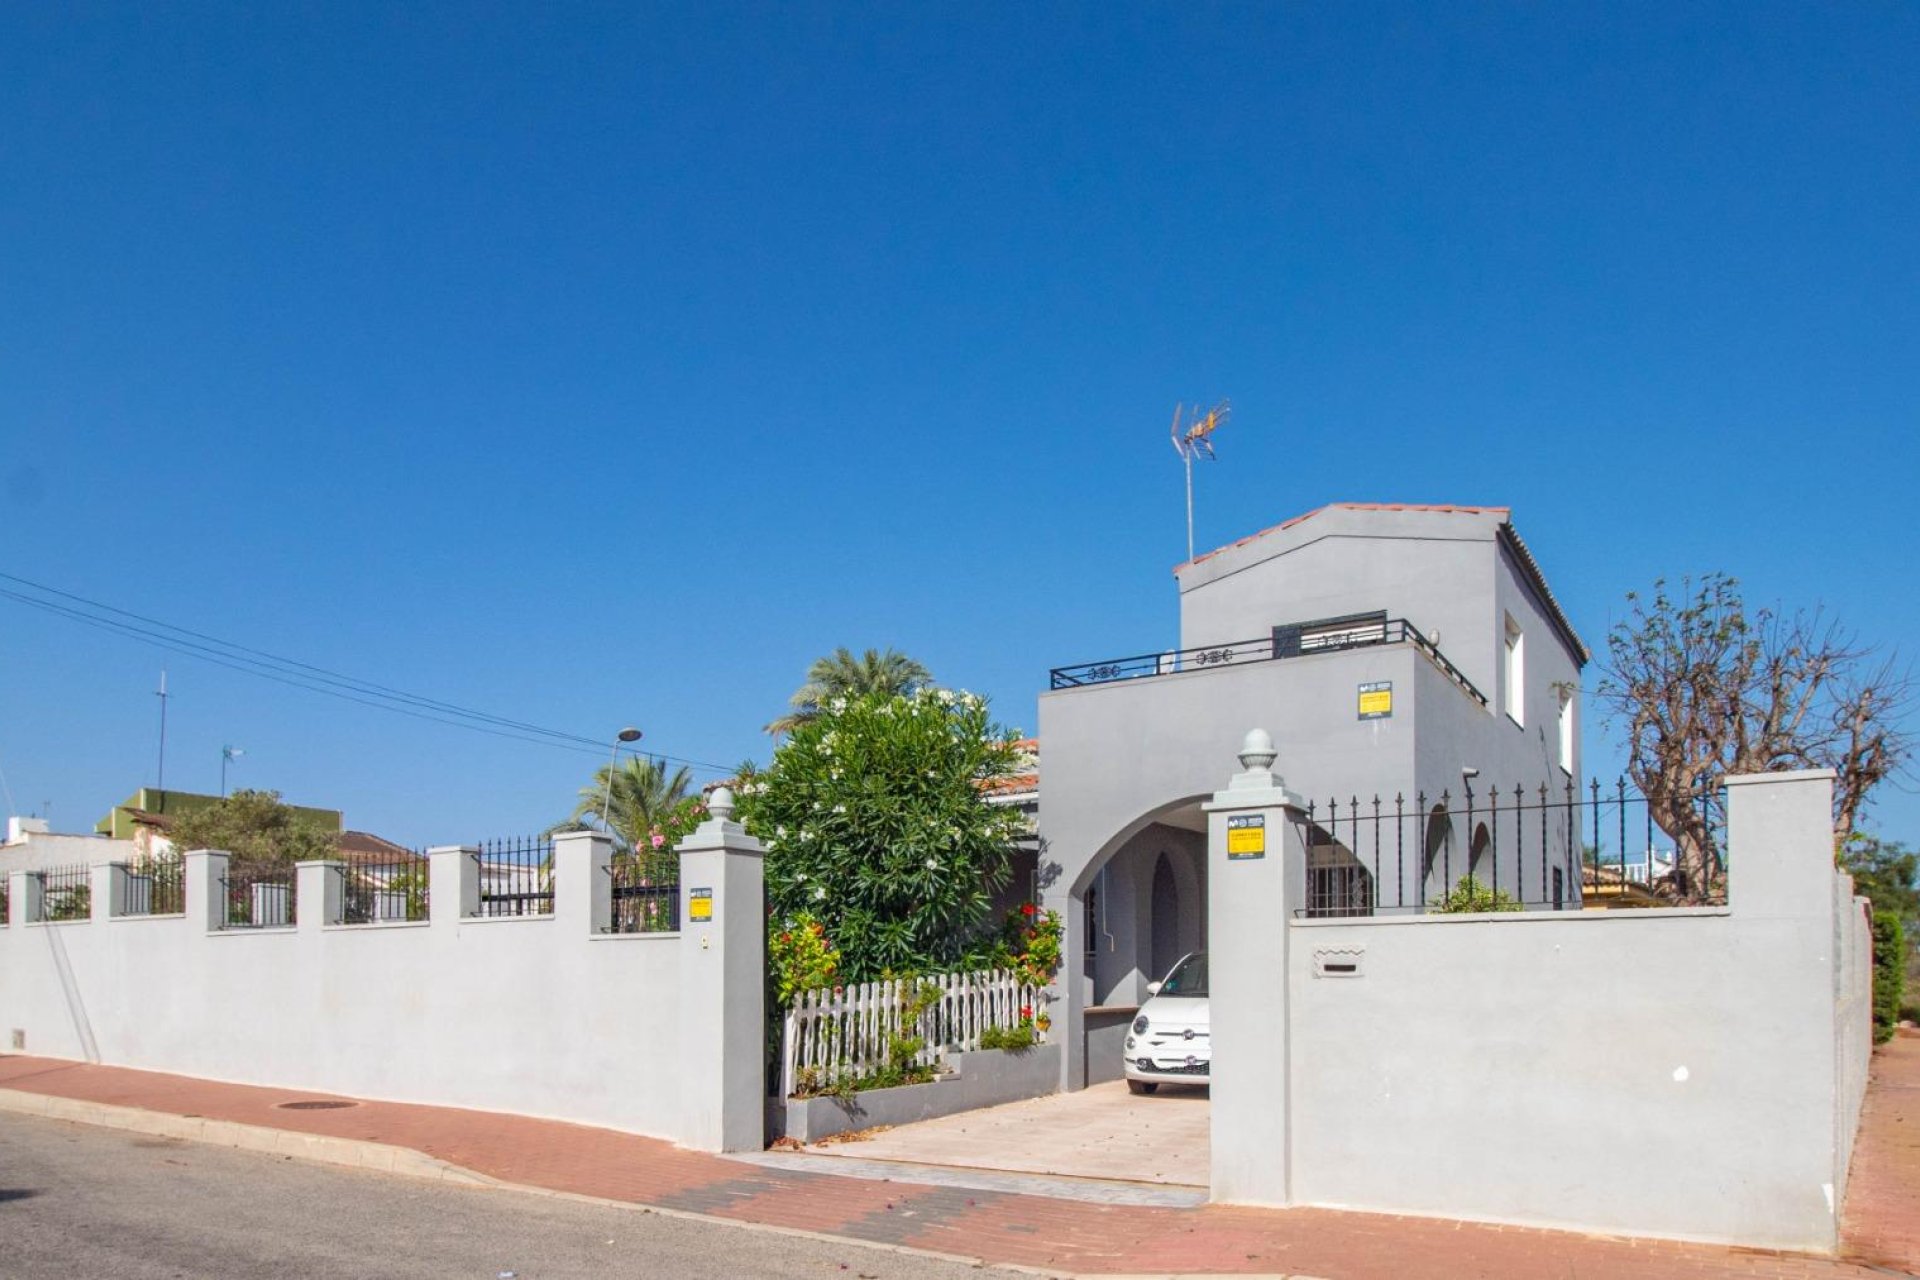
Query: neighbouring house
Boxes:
[
  {"xmin": 1037, "ymin": 501, "xmax": 1589, "ymax": 1088},
  {"xmin": 981, "ymin": 737, "xmax": 1041, "ymax": 915},
  {"xmin": 95, "ymin": 788, "xmax": 344, "ymax": 855},
  {"xmin": 0, "ymin": 815, "xmax": 133, "ymax": 875}
]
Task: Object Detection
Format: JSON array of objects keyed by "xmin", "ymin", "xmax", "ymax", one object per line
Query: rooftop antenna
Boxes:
[
  {"xmin": 154, "ymin": 669, "xmax": 170, "ymax": 795},
  {"xmin": 1170, "ymin": 400, "xmax": 1230, "ymax": 563}
]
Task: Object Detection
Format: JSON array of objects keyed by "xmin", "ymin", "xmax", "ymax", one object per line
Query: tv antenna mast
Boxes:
[{"xmin": 1170, "ymin": 400, "xmax": 1229, "ymax": 563}]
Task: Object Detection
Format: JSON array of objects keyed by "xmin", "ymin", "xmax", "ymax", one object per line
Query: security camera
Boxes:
[{"xmin": 1461, "ymin": 766, "xmax": 1480, "ymax": 779}]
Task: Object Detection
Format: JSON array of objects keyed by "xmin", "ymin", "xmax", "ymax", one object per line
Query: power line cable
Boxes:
[
  {"xmin": 0, "ymin": 570, "xmax": 603, "ymax": 746},
  {"xmin": 0, "ymin": 574, "xmax": 732, "ymax": 775}
]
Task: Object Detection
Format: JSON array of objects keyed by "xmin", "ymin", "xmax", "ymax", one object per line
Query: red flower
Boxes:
[
  {"xmin": 1020, "ymin": 903, "xmax": 1037, "ymax": 917},
  {"xmin": 1020, "ymin": 1005, "xmax": 1033, "ymax": 1019}
]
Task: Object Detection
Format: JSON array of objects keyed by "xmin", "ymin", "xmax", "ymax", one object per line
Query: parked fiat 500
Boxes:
[{"xmin": 1123, "ymin": 951, "xmax": 1209, "ymax": 1094}]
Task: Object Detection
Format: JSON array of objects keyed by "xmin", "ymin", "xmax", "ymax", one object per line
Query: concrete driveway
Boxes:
[{"xmin": 805, "ymin": 1080, "xmax": 1209, "ymax": 1187}]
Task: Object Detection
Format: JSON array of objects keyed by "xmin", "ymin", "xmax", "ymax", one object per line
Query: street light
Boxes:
[{"xmin": 601, "ymin": 727, "xmax": 643, "ymax": 829}]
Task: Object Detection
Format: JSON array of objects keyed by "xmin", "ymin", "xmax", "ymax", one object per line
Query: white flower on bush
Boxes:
[
  {"xmin": 776, "ymin": 825, "xmax": 788, "ymax": 839},
  {"xmin": 812, "ymin": 886, "xmax": 827, "ymax": 901},
  {"xmin": 832, "ymin": 804, "xmax": 847, "ymax": 815},
  {"xmin": 924, "ymin": 857, "xmax": 940, "ymax": 871}
]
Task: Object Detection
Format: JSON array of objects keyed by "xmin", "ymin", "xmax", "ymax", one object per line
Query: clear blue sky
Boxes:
[{"xmin": 2, "ymin": 4, "xmax": 1915, "ymax": 846}]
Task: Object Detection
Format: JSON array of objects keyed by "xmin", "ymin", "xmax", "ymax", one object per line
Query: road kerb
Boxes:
[{"xmin": 0, "ymin": 1087, "xmax": 489, "ymax": 1187}]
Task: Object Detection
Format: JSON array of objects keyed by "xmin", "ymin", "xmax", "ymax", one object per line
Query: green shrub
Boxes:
[
  {"xmin": 979, "ymin": 1023, "xmax": 1035, "ymax": 1052},
  {"xmin": 739, "ymin": 689, "xmax": 1028, "ymax": 981},
  {"xmin": 1871, "ymin": 910, "xmax": 1907, "ymax": 1045},
  {"xmin": 1432, "ymin": 874, "xmax": 1523, "ymax": 914}
]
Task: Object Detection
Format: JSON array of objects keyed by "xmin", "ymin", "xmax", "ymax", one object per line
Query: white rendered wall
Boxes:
[
  {"xmin": 0, "ymin": 816, "xmax": 768, "ymax": 1152},
  {"xmin": 1208, "ymin": 766, "xmax": 1874, "ymax": 1254}
]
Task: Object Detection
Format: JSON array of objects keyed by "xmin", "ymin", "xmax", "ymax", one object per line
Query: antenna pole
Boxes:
[
  {"xmin": 1184, "ymin": 451, "xmax": 1195, "ymax": 564},
  {"xmin": 155, "ymin": 670, "xmax": 169, "ymax": 793}
]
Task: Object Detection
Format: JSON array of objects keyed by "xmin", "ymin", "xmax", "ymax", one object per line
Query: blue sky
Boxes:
[{"xmin": 2, "ymin": 4, "xmax": 1915, "ymax": 846}]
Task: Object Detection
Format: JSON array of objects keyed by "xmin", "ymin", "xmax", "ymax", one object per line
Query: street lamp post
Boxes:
[{"xmin": 601, "ymin": 727, "xmax": 644, "ymax": 830}]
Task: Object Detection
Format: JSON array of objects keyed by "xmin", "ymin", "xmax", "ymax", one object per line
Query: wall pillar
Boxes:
[
  {"xmin": 93, "ymin": 862, "xmax": 122, "ymax": 919},
  {"xmin": 8, "ymin": 869, "xmax": 34, "ymax": 925},
  {"xmin": 1724, "ymin": 767, "xmax": 1846, "ymax": 1248},
  {"xmin": 1726, "ymin": 769, "xmax": 1836, "ymax": 917},
  {"xmin": 552, "ymin": 831, "xmax": 613, "ymax": 934},
  {"xmin": 184, "ymin": 849, "xmax": 231, "ymax": 931},
  {"xmin": 1205, "ymin": 728, "xmax": 1308, "ymax": 1207},
  {"xmin": 296, "ymin": 860, "xmax": 346, "ymax": 929},
  {"xmin": 428, "ymin": 845, "xmax": 479, "ymax": 925},
  {"xmin": 674, "ymin": 787, "xmax": 765, "ymax": 1152}
]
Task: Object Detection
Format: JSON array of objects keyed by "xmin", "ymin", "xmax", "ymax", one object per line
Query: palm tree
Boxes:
[
  {"xmin": 561, "ymin": 755, "xmax": 694, "ymax": 853},
  {"xmin": 765, "ymin": 646, "xmax": 933, "ymax": 736}
]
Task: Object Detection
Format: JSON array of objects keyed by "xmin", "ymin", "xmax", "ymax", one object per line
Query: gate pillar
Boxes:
[{"xmin": 1204, "ymin": 728, "xmax": 1307, "ymax": 1206}]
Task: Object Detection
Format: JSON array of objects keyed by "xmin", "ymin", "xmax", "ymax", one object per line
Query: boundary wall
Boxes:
[
  {"xmin": 1207, "ymin": 761, "xmax": 1874, "ymax": 1254},
  {"xmin": 0, "ymin": 803, "xmax": 767, "ymax": 1153}
]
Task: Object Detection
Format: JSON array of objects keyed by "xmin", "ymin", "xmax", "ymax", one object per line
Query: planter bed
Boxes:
[{"xmin": 779, "ymin": 1043, "xmax": 1061, "ymax": 1144}]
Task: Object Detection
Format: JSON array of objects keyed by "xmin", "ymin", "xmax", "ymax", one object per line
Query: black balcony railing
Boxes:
[{"xmin": 1049, "ymin": 617, "xmax": 1488, "ymax": 704}]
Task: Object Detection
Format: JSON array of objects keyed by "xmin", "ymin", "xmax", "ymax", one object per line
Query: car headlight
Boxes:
[{"xmin": 1132, "ymin": 1014, "xmax": 1149, "ymax": 1035}]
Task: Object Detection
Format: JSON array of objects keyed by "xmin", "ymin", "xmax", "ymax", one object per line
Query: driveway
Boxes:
[{"xmin": 803, "ymin": 1080, "xmax": 1209, "ymax": 1187}]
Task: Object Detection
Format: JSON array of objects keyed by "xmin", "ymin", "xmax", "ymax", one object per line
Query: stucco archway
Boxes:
[{"xmin": 1057, "ymin": 796, "xmax": 1210, "ymax": 1090}]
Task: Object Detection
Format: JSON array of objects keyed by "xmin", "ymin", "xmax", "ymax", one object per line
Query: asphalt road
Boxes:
[{"xmin": 0, "ymin": 1112, "xmax": 1030, "ymax": 1279}]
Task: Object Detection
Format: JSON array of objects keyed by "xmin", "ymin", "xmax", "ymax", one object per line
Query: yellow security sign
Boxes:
[
  {"xmin": 1358, "ymin": 681, "xmax": 1393, "ymax": 720},
  {"xmin": 688, "ymin": 888, "xmax": 713, "ymax": 922},
  {"xmin": 1227, "ymin": 814, "xmax": 1266, "ymax": 859}
]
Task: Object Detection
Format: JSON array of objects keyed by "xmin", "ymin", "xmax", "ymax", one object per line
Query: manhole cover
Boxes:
[{"xmin": 276, "ymin": 1100, "xmax": 358, "ymax": 1111}]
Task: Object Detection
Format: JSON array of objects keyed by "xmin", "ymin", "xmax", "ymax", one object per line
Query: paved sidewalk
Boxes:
[{"xmin": 3, "ymin": 1041, "xmax": 1917, "ymax": 1280}]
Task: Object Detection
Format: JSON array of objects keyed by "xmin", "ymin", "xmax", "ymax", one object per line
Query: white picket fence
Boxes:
[{"xmin": 781, "ymin": 967, "xmax": 1042, "ymax": 1098}]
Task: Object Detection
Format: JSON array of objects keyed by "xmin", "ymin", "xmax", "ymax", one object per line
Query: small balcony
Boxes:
[{"xmin": 1048, "ymin": 615, "xmax": 1488, "ymax": 706}]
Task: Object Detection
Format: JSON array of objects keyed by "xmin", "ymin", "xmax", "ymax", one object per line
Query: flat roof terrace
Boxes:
[{"xmin": 1048, "ymin": 614, "xmax": 1487, "ymax": 706}]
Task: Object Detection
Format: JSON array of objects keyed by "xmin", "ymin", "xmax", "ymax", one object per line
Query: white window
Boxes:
[
  {"xmin": 1557, "ymin": 687, "xmax": 1575, "ymax": 773},
  {"xmin": 1503, "ymin": 613, "xmax": 1525, "ymax": 726}
]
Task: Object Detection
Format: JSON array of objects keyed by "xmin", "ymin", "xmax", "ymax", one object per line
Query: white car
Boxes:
[{"xmin": 1123, "ymin": 951, "xmax": 1209, "ymax": 1094}]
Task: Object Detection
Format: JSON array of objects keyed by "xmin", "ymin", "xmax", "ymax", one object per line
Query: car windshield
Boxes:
[{"xmin": 1158, "ymin": 952, "xmax": 1208, "ymax": 997}]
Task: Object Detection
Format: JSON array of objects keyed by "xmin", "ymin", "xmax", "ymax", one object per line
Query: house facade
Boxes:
[{"xmin": 1037, "ymin": 502, "xmax": 1588, "ymax": 1089}]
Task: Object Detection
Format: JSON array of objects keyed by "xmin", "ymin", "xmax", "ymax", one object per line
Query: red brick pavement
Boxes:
[
  {"xmin": 1839, "ymin": 1030, "xmax": 1920, "ymax": 1275},
  {"xmin": 2, "ymin": 1046, "xmax": 1915, "ymax": 1280}
]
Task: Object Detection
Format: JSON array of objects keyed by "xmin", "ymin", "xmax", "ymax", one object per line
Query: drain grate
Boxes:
[{"xmin": 276, "ymin": 1100, "xmax": 359, "ymax": 1111}]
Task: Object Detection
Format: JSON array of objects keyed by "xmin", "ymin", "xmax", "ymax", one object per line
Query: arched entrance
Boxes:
[{"xmin": 1062, "ymin": 797, "xmax": 1209, "ymax": 1089}]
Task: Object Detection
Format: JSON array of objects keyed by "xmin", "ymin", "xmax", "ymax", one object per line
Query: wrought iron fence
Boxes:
[
  {"xmin": 222, "ymin": 862, "xmax": 297, "ymax": 929},
  {"xmin": 37, "ymin": 863, "xmax": 92, "ymax": 922},
  {"xmin": 337, "ymin": 853, "xmax": 429, "ymax": 924},
  {"xmin": 1295, "ymin": 777, "xmax": 1725, "ymax": 916},
  {"xmin": 471, "ymin": 837, "xmax": 553, "ymax": 918},
  {"xmin": 1049, "ymin": 616, "xmax": 1487, "ymax": 705},
  {"xmin": 123, "ymin": 853, "xmax": 185, "ymax": 916},
  {"xmin": 607, "ymin": 850, "xmax": 678, "ymax": 933}
]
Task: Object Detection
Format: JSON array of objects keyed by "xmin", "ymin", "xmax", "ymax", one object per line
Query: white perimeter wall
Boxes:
[
  {"xmin": 1288, "ymin": 894, "xmax": 1869, "ymax": 1248},
  {"xmin": 1209, "ymin": 766, "xmax": 1876, "ymax": 1254},
  {"xmin": 0, "ymin": 834, "xmax": 721, "ymax": 1146}
]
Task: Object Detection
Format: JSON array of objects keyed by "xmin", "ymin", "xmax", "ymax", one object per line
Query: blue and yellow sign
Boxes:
[{"xmin": 1227, "ymin": 814, "xmax": 1266, "ymax": 860}]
